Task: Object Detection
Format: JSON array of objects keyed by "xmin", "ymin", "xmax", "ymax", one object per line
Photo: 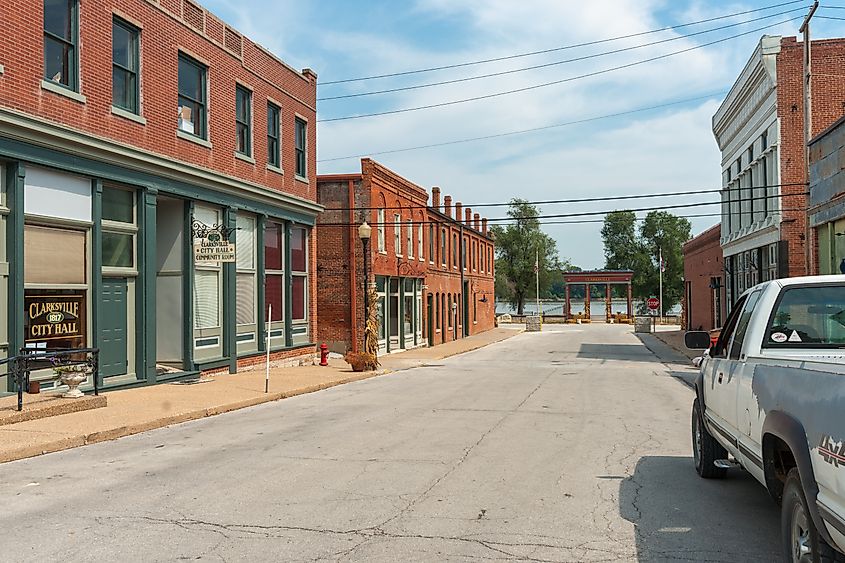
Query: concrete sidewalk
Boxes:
[{"xmin": 0, "ymin": 326, "xmax": 522, "ymax": 464}]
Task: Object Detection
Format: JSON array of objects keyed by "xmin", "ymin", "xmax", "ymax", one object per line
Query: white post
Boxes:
[
  {"xmin": 535, "ymin": 248, "xmax": 542, "ymax": 321},
  {"xmin": 265, "ymin": 304, "xmax": 272, "ymax": 394}
]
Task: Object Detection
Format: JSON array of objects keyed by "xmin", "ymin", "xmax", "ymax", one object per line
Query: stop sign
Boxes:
[{"xmin": 647, "ymin": 297, "xmax": 660, "ymax": 310}]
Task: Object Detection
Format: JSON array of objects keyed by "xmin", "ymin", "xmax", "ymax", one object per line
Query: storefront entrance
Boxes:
[{"xmin": 99, "ymin": 279, "xmax": 128, "ymax": 377}]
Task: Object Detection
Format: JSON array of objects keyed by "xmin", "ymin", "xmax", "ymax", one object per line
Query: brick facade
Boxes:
[
  {"xmin": 317, "ymin": 160, "xmax": 495, "ymax": 354},
  {"xmin": 682, "ymin": 224, "xmax": 724, "ymax": 331}
]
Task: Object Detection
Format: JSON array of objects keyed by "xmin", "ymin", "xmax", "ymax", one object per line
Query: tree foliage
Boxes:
[
  {"xmin": 600, "ymin": 210, "xmax": 691, "ymax": 309},
  {"xmin": 492, "ymin": 199, "xmax": 561, "ymax": 314}
]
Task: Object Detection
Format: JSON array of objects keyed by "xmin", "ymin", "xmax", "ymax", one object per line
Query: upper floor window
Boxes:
[
  {"xmin": 178, "ymin": 54, "xmax": 207, "ymax": 139},
  {"xmin": 44, "ymin": 0, "xmax": 78, "ymax": 90},
  {"xmin": 267, "ymin": 102, "xmax": 280, "ymax": 168},
  {"xmin": 235, "ymin": 85, "xmax": 252, "ymax": 156},
  {"xmin": 112, "ymin": 17, "xmax": 140, "ymax": 114},
  {"xmin": 440, "ymin": 228, "xmax": 446, "ymax": 266},
  {"xmin": 418, "ymin": 222, "xmax": 424, "ymax": 260},
  {"xmin": 377, "ymin": 209, "xmax": 385, "ymax": 252},
  {"xmin": 406, "ymin": 218, "xmax": 413, "ymax": 259},
  {"xmin": 429, "ymin": 224, "xmax": 435, "ymax": 263},
  {"xmin": 394, "ymin": 214, "xmax": 401, "ymax": 256},
  {"xmin": 295, "ymin": 117, "xmax": 307, "ymax": 178}
]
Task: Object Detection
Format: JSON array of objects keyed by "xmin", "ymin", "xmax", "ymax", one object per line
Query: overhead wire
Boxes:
[
  {"xmin": 319, "ymin": 0, "xmax": 808, "ymax": 85},
  {"xmin": 318, "ymin": 91, "xmax": 727, "ymax": 162},
  {"xmin": 317, "ymin": 15, "xmax": 804, "ymax": 123},
  {"xmin": 320, "ymin": 183, "xmax": 808, "ymax": 212},
  {"xmin": 317, "ymin": 6, "xmax": 807, "ymax": 102}
]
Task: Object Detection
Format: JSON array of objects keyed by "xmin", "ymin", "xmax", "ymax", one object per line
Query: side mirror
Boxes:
[{"xmin": 684, "ymin": 331, "xmax": 711, "ymax": 350}]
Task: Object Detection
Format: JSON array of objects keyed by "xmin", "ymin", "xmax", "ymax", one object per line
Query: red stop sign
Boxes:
[{"xmin": 647, "ymin": 297, "xmax": 660, "ymax": 310}]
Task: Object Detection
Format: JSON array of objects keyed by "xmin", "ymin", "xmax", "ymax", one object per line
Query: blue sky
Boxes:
[{"xmin": 203, "ymin": 0, "xmax": 843, "ymax": 269}]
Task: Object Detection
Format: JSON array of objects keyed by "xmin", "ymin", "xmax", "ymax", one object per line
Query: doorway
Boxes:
[
  {"xmin": 155, "ymin": 198, "xmax": 184, "ymax": 368},
  {"xmin": 100, "ymin": 279, "xmax": 128, "ymax": 377}
]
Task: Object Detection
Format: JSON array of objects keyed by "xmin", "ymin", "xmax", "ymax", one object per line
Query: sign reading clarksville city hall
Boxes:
[
  {"xmin": 25, "ymin": 293, "xmax": 86, "ymax": 349},
  {"xmin": 193, "ymin": 227, "xmax": 236, "ymax": 263}
]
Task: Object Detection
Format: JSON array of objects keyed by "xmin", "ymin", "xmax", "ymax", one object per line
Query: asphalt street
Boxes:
[{"xmin": 0, "ymin": 325, "xmax": 781, "ymax": 562}]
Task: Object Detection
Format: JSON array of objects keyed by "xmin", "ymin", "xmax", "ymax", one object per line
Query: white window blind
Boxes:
[
  {"xmin": 194, "ymin": 269, "xmax": 220, "ymax": 329},
  {"xmin": 236, "ymin": 273, "xmax": 255, "ymax": 325},
  {"xmin": 377, "ymin": 209, "xmax": 385, "ymax": 252},
  {"xmin": 236, "ymin": 215, "xmax": 255, "ymax": 270}
]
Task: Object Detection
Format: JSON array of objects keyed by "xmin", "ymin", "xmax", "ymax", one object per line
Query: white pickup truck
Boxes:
[{"xmin": 686, "ymin": 275, "xmax": 845, "ymax": 562}]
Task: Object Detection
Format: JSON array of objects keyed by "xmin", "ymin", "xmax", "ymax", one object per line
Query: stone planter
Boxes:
[{"xmin": 58, "ymin": 368, "xmax": 91, "ymax": 399}]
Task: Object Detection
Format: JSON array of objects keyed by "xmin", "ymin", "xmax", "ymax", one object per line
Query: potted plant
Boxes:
[{"xmin": 51, "ymin": 358, "xmax": 92, "ymax": 399}]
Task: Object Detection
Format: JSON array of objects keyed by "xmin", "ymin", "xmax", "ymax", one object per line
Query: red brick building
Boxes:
[
  {"xmin": 713, "ymin": 36, "xmax": 845, "ymax": 311},
  {"xmin": 683, "ymin": 224, "xmax": 725, "ymax": 331},
  {"xmin": 0, "ymin": 0, "xmax": 320, "ymax": 393},
  {"xmin": 316, "ymin": 160, "xmax": 495, "ymax": 354}
]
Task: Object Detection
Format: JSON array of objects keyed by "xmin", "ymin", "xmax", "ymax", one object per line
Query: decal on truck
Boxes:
[{"xmin": 819, "ymin": 435, "xmax": 845, "ymax": 469}]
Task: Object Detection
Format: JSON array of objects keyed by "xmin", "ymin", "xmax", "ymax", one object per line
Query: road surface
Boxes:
[{"xmin": 0, "ymin": 325, "xmax": 780, "ymax": 561}]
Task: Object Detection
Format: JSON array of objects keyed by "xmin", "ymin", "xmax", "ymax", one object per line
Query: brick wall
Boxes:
[
  {"xmin": 683, "ymin": 224, "xmax": 723, "ymax": 331},
  {"xmin": 776, "ymin": 37, "xmax": 845, "ymax": 276},
  {"xmin": 0, "ymin": 0, "xmax": 317, "ymax": 201}
]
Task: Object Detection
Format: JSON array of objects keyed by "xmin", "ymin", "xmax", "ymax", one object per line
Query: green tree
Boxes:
[
  {"xmin": 600, "ymin": 210, "xmax": 691, "ymax": 310},
  {"xmin": 492, "ymin": 199, "xmax": 561, "ymax": 314}
]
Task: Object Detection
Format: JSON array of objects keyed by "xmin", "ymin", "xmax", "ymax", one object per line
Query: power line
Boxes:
[
  {"xmin": 317, "ymin": 16, "xmax": 802, "ymax": 123},
  {"xmin": 318, "ymin": 7, "xmax": 805, "ymax": 102},
  {"xmin": 318, "ymin": 91, "xmax": 726, "ymax": 162},
  {"xmin": 316, "ymin": 191, "xmax": 809, "ymax": 227},
  {"xmin": 319, "ymin": 0, "xmax": 807, "ymax": 85},
  {"xmin": 816, "ymin": 14, "xmax": 845, "ymax": 20},
  {"xmin": 320, "ymin": 183, "xmax": 809, "ymax": 212}
]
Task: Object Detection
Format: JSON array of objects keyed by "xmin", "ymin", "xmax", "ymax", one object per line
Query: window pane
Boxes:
[
  {"xmin": 44, "ymin": 36, "xmax": 71, "ymax": 85},
  {"xmin": 178, "ymin": 98, "xmax": 201, "ymax": 136},
  {"xmin": 24, "ymin": 225, "xmax": 86, "ymax": 284},
  {"xmin": 103, "ymin": 188, "xmax": 134, "ymax": 223},
  {"xmin": 44, "ymin": 0, "xmax": 72, "ymax": 40},
  {"xmin": 194, "ymin": 270, "xmax": 219, "ymax": 329},
  {"xmin": 102, "ymin": 231, "xmax": 133, "ymax": 268},
  {"xmin": 178, "ymin": 57, "xmax": 203, "ymax": 100},
  {"xmin": 767, "ymin": 286, "xmax": 845, "ymax": 347},
  {"xmin": 292, "ymin": 276, "xmax": 306, "ymax": 320},
  {"xmin": 265, "ymin": 274, "xmax": 283, "ymax": 321},
  {"xmin": 264, "ymin": 224, "xmax": 283, "ymax": 271},
  {"xmin": 291, "ymin": 227, "xmax": 307, "ymax": 272},
  {"xmin": 236, "ymin": 273, "xmax": 255, "ymax": 325},
  {"xmin": 112, "ymin": 21, "xmax": 133, "ymax": 70},
  {"xmin": 236, "ymin": 215, "xmax": 255, "ymax": 270},
  {"xmin": 113, "ymin": 67, "xmax": 131, "ymax": 110}
]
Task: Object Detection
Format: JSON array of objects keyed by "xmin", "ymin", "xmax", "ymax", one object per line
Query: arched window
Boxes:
[{"xmin": 376, "ymin": 193, "xmax": 386, "ymax": 253}]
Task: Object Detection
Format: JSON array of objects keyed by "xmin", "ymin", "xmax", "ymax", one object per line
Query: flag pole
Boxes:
[{"xmin": 659, "ymin": 247, "xmax": 664, "ymax": 326}]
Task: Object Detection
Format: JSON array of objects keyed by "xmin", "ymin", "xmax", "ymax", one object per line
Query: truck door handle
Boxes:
[{"xmin": 718, "ymin": 373, "xmax": 724, "ymax": 384}]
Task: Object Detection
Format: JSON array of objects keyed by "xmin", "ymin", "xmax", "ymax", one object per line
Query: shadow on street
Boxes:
[
  {"xmin": 619, "ymin": 455, "xmax": 780, "ymax": 562},
  {"xmin": 577, "ymin": 343, "xmax": 660, "ymax": 363}
]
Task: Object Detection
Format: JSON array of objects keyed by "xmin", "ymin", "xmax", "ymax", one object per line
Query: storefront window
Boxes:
[
  {"xmin": 102, "ymin": 187, "xmax": 135, "ymax": 270},
  {"xmin": 236, "ymin": 215, "xmax": 257, "ymax": 341},
  {"xmin": 264, "ymin": 222, "xmax": 284, "ymax": 324},
  {"xmin": 291, "ymin": 227, "xmax": 308, "ymax": 321},
  {"xmin": 193, "ymin": 206, "xmax": 221, "ymax": 331}
]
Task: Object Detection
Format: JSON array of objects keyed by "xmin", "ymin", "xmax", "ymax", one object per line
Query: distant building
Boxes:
[
  {"xmin": 809, "ymin": 115, "xmax": 845, "ymax": 274},
  {"xmin": 683, "ymin": 224, "xmax": 724, "ymax": 331},
  {"xmin": 316, "ymin": 160, "xmax": 495, "ymax": 354},
  {"xmin": 0, "ymin": 0, "xmax": 320, "ymax": 393},
  {"xmin": 712, "ymin": 35, "xmax": 845, "ymax": 310}
]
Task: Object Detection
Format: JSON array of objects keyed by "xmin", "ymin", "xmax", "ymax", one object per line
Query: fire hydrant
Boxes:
[{"xmin": 319, "ymin": 343, "xmax": 329, "ymax": 366}]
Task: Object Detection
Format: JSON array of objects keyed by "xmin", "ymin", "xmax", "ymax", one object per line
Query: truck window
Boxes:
[
  {"xmin": 765, "ymin": 285, "xmax": 845, "ymax": 348},
  {"xmin": 729, "ymin": 290, "xmax": 762, "ymax": 359},
  {"xmin": 712, "ymin": 294, "xmax": 748, "ymax": 359}
]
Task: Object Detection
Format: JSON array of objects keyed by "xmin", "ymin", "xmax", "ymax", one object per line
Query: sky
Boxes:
[{"xmin": 203, "ymin": 0, "xmax": 843, "ymax": 269}]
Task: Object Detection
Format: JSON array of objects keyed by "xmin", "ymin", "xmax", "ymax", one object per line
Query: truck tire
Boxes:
[
  {"xmin": 781, "ymin": 468, "xmax": 844, "ymax": 563},
  {"xmin": 692, "ymin": 398, "xmax": 727, "ymax": 479}
]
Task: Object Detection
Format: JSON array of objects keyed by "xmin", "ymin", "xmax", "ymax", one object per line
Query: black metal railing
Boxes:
[{"xmin": 2, "ymin": 348, "xmax": 99, "ymax": 412}]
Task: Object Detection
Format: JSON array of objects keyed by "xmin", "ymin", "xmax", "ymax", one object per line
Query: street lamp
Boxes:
[{"xmin": 358, "ymin": 222, "xmax": 372, "ymax": 352}]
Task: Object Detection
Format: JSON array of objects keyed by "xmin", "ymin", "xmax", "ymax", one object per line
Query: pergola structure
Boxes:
[{"xmin": 562, "ymin": 270, "xmax": 634, "ymax": 321}]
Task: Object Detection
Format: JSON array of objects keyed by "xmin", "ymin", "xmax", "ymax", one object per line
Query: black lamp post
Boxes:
[{"xmin": 358, "ymin": 222, "xmax": 372, "ymax": 352}]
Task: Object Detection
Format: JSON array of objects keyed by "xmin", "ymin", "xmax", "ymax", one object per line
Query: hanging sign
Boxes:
[{"xmin": 192, "ymin": 221, "xmax": 236, "ymax": 263}]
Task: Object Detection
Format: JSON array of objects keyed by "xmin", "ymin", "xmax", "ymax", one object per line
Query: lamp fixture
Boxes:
[{"xmin": 358, "ymin": 221, "xmax": 372, "ymax": 240}]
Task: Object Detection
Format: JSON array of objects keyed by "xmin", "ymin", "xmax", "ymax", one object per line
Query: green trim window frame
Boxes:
[
  {"xmin": 178, "ymin": 53, "xmax": 207, "ymax": 139},
  {"xmin": 101, "ymin": 186, "xmax": 137, "ymax": 272},
  {"xmin": 43, "ymin": 0, "xmax": 79, "ymax": 90},
  {"xmin": 267, "ymin": 102, "xmax": 280, "ymax": 168},
  {"xmin": 235, "ymin": 84, "xmax": 252, "ymax": 156},
  {"xmin": 291, "ymin": 226, "xmax": 309, "ymax": 323},
  {"xmin": 264, "ymin": 221, "xmax": 285, "ymax": 346},
  {"xmin": 112, "ymin": 17, "xmax": 140, "ymax": 114},
  {"xmin": 294, "ymin": 117, "xmax": 307, "ymax": 178}
]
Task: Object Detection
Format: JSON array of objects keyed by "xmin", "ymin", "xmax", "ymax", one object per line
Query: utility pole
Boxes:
[{"xmin": 800, "ymin": 0, "xmax": 818, "ymax": 276}]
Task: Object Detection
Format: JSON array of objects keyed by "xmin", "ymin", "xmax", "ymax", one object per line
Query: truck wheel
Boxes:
[
  {"xmin": 692, "ymin": 398, "xmax": 727, "ymax": 479},
  {"xmin": 781, "ymin": 468, "xmax": 844, "ymax": 563}
]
